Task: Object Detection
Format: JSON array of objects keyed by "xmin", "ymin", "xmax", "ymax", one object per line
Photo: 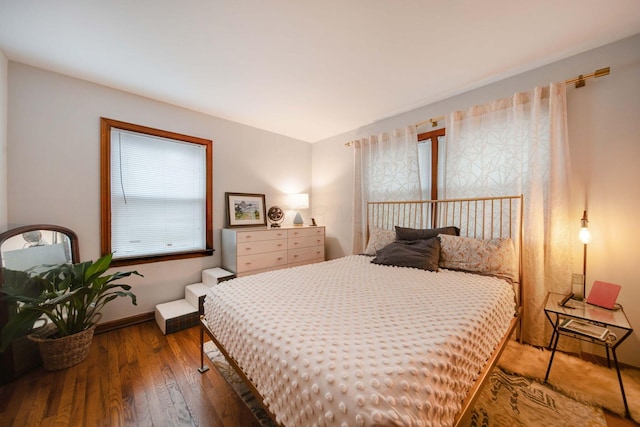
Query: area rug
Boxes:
[
  {"xmin": 204, "ymin": 341, "xmax": 610, "ymax": 427},
  {"xmin": 498, "ymin": 340, "xmax": 640, "ymax": 423},
  {"xmin": 467, "ymin": 368, "xmax": 606, "ymax": 426}
]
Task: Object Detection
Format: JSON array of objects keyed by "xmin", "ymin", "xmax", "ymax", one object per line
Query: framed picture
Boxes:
[{"xmin": 226, "ymin": 192, "xmax": 267, "ymax": 228}]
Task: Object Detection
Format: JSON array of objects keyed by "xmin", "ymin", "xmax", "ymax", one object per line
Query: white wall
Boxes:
[
  {"xmin": 312, "ymin": 34, "xmax": 640, "ymax": 367},
  {"xmin": 0, "ymin": 49, "xmax": 7, "ymax": 230},
  {"xmin": 6, "ymin": 63, "xmax": 312, "ymax": 323}
]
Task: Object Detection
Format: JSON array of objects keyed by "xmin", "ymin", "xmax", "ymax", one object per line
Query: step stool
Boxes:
[
  {"xmin": 202, "ymin": 267, "xmax": 235, "ymax": 286},
  {"xmin": 186, "ymin": 268, "xmax": 235, "ymax": 315},
  {"xmin": 154, "ymin": 267, "xmax": 234, "ymax": 335},
  {"xmin": 155, "ymin": 299, "xmax": 199, "ymax": 335},
  {"xmin": 185, "ymin": 283, "xmax": 209, "ymax": 314}
]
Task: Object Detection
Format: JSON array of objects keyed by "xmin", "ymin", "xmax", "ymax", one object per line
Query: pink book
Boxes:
[{"xmin": 586, "ymin": 280, "xmax": 621, "ymax": 309}]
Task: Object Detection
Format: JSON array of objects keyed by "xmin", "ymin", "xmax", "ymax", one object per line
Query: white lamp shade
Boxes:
[{"xmin": 288, "ymin": 193, "xmax": 309, "ymax": 210}]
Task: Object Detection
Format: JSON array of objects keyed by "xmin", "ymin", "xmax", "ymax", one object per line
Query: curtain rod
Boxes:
[
  {"xmin": 345, "ymin": 66, "xmax": 610, "ymax": 147},
  {"xmin": 565, "ymin": 66, "xmax": 610, "ymax": 88}
]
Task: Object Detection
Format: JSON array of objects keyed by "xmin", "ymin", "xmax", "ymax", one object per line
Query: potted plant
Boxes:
[{"xmin": 0, "ymin": 253, "xmax": 141, "ymax": 370}]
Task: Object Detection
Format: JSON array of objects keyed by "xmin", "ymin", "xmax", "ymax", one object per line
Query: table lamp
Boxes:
[
  {"xmin": 579, "ymin": 210, "xmax": 592, "ymax": 299},
  {"xmin": 288, "ymin": 193, "xmax": 309, "ymax": 226}
]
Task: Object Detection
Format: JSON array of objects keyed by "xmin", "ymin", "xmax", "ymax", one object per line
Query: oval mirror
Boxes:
[{"xmin": 0, "ymin": 224, "xmax": 79, "ymax": 383}]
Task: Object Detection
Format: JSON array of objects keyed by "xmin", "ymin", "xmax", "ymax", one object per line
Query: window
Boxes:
[
  {"xmin": 100, "ymin": 118, "xmax": 213, "ymax": 266},
  {"xmin": 417, "ymin": 128, "xmax": 445, "ymax": 200}
]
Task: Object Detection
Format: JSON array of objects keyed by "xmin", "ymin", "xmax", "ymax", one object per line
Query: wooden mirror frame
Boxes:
[{"xmin": 0, "ymin": 224, "xmax": 80, "ymax": 384}]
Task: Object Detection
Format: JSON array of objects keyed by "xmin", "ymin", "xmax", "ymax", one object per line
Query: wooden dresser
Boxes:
[{"xmin": 222, "ymin": 226, "xmax": 325, "ymax": 277}]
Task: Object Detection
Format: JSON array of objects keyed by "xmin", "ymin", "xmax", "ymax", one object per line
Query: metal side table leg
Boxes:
[
  {"xmin": 544, "ymin": 327, "xmax": 561, "ymax": 382},
  {"xmin": 547, "ymin": 327, "xmax": 557, "ymax": 350},
  {"xmin": 612, "ymin": 349, "xmax": 630, "ymax": 418}
]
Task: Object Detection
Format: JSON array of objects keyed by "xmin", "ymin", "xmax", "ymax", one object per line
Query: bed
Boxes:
[{"xmin": 200, "ymin": 195, "xmax": 523, "ymax": 427}]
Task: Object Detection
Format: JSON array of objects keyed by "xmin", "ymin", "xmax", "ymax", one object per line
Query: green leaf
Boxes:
[
  {"xmin": 84, "ymin": 253, "xmax": 112, "ymax": 283},
  {"xmin": 0, "ymin": 253, "xmax": 141, "ymax": 349},
  {"xmin": 1, "ymin": 270, "xmax": 47, "ymax": 300},
  {"xmin": 0, "ymin": 310, "xmax": 47, "ymax": 351}
]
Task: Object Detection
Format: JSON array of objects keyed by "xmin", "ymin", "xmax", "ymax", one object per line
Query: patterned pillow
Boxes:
[
  {"xmin": 363, "ymin": 226, "xmax": 395, "ymax": 255},
  {"xmin": 438, "ymin": 234, "xmax": 517, "ymax": 282}
]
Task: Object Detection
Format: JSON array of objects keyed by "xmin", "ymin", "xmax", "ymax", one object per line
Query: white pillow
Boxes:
[
  {"xmin": 438, "ymin": 234, "xmax": 517, "ymax": 282},
  {"xmin": 363, "ymin": 226, "xmax": 395, "ymax": 255}
]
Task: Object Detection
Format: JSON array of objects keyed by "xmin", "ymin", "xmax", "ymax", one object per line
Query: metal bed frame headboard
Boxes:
[
  {"xmin": 367, "ymin": 195, "xmax": 523, "ymax": 240},
  {"xmin": 367, "ymin": 194, "xmax": 524, "ymax": 293}
]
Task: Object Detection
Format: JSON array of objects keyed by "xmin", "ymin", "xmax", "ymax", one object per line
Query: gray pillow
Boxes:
[
  {"xmin": 371, "ymin": 238, "xmax": 440, "ymax": 271},
  {"xmin": 395, "ymin": 225, "xmax": 459, "ymax": 241}
]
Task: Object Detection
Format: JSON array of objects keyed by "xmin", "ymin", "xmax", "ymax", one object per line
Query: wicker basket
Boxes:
[{"xmin": 28, "ymin": 324, "xmax": 96, "ymax": 371}]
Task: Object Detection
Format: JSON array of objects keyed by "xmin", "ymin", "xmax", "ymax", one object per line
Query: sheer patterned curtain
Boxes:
[
  {"xmin": 443, "ymin": 83, "xmax": 573, "ymax": 346},
  {"xmin": 352, "ymin": 126, "xmax": 422, "ymax": 253}
]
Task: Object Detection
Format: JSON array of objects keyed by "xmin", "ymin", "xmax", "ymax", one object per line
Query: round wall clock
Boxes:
[{"xmin": 267, "ymin": 206, "xmax": 285, "ymax": 228}]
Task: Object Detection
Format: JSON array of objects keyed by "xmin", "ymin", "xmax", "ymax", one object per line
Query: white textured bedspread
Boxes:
[{"xmin": 203, "ymin": 255, "xmax": 515, "ymax": 427}]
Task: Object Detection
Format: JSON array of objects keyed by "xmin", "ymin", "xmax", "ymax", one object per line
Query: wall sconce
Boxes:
[
  {"xmin": 288, "ymin": 193, "xmax": 309, "ymax": 226},
  {"xmin": 579, "ymin": 210, "xmax": 591, "ymax": 299}
]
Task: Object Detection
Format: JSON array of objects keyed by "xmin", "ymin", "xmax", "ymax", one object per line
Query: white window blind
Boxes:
[{"xmin": 110, "ymin": 128, "xmax": 206, "ymax": 259}]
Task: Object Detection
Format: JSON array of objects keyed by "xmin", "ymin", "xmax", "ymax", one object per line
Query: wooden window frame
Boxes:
[
  {"xmin": 418, "ymin": 128, "xmax": 445, "ymax": 200},
  {"xmin": 100, "ymin": 117, "xmax": 214, "ymax": 267}
]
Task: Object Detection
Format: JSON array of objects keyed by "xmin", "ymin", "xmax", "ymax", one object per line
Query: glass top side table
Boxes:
[{"xmin": 543, "ymin": 292, "xmax": 633, "ymax": 418}]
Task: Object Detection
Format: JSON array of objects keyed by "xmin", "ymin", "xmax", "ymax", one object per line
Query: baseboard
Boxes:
[
  {"xmin": 580, "ymin": 350, "xmax": 638, "ymax": 370},
  {"xmin": 516, "ymin": 339, "xmax": 639, "ymax": 370},
  {"xmin": 95, "ymin": 312, "xmax": 155, "ymax": 334}
]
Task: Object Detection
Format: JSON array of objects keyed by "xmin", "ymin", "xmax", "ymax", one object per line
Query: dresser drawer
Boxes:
[
  {"xmin": 288, "ymin": 246, "xmax": 324, "ymax": 264},
  {"xmin": 288, "ymin": 235, "xmax": 324, "ymax": 250},
  {"xmin": 287, "ymin": 227, "xmax": 324, "ymax": 239},
  {"xmin": 237, "ymin": 239, "xmax": 287, "ymax": 256},
  {"xmin": 236, "ymin": 265, "xmax": 287, "ymax": 277},
  {"xmin": 236, "ymin": 251, "xmax": 288, "ymax": 273},
  {"xmin": 236, "ymin": 229, "xmax": 287, "ymax": 243}
]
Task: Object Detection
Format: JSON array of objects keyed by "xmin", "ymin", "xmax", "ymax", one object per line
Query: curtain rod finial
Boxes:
[{"xmin": 594, "ymin": 67, "xmax": 610, "ymax": 78}]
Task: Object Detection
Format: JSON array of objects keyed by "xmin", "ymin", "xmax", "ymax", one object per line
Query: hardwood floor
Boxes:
[
  {"xmin": 0, "ymin": 321, "xmax": 260, "ymax": 427},
  {"xmin": 0, "ymin": 321, "xmax": 636, "ymax": 426}
]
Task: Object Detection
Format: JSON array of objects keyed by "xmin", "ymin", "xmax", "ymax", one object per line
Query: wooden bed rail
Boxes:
[
  {"xmin": 454, "ymin": 306, "xmax": 522, "ymax": 426},
  {"xmin": 199, "ymin": 316, "xmax": 283, "ymax": 426}
]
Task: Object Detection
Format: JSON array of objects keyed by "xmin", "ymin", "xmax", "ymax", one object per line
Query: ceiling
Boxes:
[{"xmin": 1, "ymin": 1, "xmax": 639, "ymax": 143}]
